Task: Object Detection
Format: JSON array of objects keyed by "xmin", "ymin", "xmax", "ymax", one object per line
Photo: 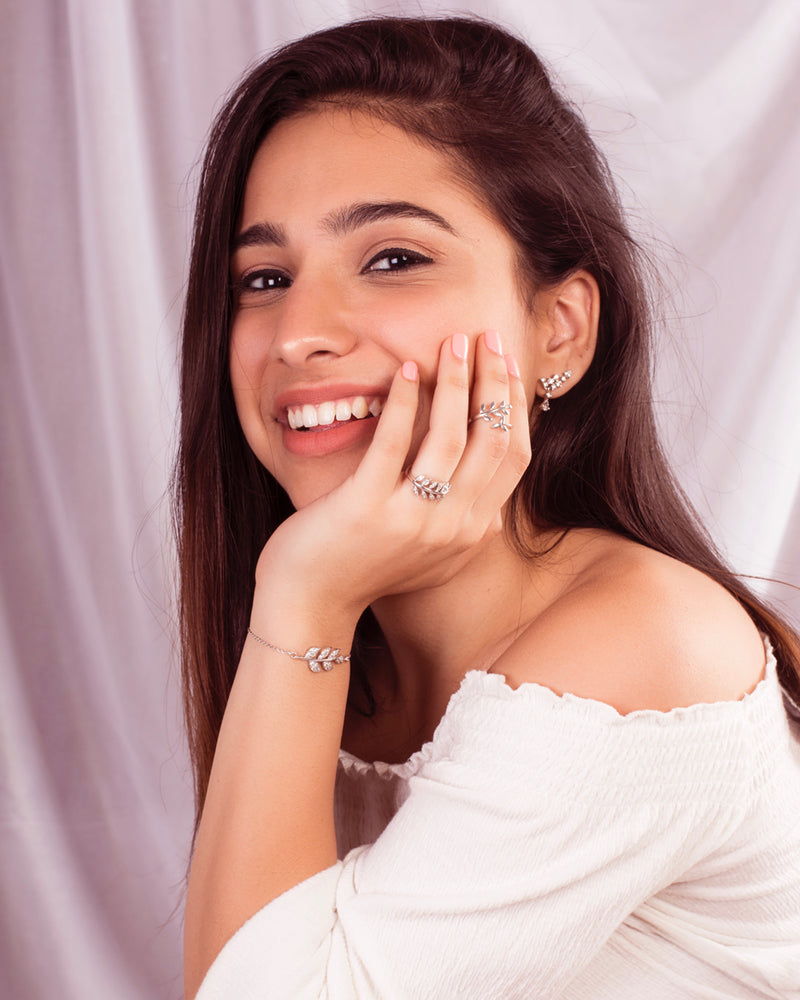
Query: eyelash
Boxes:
[
  {"xmin": 362, "ymin": 247, "xmax": 434, "ymax": 274},
  {"xmin": 235, "ymin": 270, "xmax": 291, "ymax": 294},
  {"xmin": 234, "ymin": 247, "xmax": 433, "ymax": 296}
]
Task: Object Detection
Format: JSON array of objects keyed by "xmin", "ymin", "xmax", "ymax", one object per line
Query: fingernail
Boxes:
[
  {"xmin": 451, "ymin": 333, "xmax": 468, "ymax": 361},
  {"xmin": 504, "ymin": 353, "xmax": 521, "ymax": 379},
  {"xmin": 484, "ymin": 329, "xmax": 503, "ymax": 356},
  {"xmin": 401, "ymin": 361, "xmax": 418, "ymax": 381}
]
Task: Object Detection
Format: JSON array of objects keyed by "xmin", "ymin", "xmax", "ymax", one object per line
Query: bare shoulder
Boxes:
[{"xmin": 496, "ymin": 533, "xmax": 766, "ymax": 714}]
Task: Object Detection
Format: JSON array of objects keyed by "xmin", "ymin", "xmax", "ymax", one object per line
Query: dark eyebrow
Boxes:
[
  {"xmin": 231, "ymin": 220, "xmax": 288, "ymax": 252},
  {"xmin": 232, "ymin": 200, "xmax": 457, "ymax": 252},
  {"xmin": 322, "ymin": 201, "xmax": 458, "ymax": 237}
]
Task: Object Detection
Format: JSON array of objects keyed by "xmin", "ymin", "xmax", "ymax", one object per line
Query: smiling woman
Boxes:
[
  {"xmin": 228, "ymin": 107, "xmax": 546, "ymax": 499},
  {"xmin": 174, "ymin": 16, "xmax": 800, "ymax": 1000}
]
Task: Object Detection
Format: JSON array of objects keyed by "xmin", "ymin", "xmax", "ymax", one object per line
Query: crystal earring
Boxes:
[{"xmin": 538, "ymin": 370, "xmax": 572, "ymax": 411}]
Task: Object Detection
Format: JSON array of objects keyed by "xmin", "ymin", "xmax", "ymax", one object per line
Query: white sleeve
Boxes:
[{"xmin": 196, "ymin": 669, "xmax": 771, "ymax": 1000}]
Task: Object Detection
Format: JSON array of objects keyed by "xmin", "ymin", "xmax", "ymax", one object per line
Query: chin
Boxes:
[{"xmin": 278, "ymin": 459, "xmax": 361, "ymax": 511}]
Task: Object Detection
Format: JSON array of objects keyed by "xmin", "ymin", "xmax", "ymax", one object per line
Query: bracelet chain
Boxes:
[{"xmin": 247, "ymin": 627, "xmax": 351, "ymax": 672}]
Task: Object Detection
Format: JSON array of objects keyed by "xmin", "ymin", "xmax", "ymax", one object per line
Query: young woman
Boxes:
[{"xmin": 174, "ymin": 17, "xmax": 800, "ymax": 999}]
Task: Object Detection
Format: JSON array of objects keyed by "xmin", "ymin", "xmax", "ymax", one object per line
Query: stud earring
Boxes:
[{"xmin": 538, "ymin": 370, "xmax": 572, "ymax": 411}]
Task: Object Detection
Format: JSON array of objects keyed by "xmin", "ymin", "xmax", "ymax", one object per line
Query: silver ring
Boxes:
[
  {"xmin": 469, "ymin": 400, "xmax": 513, "ymax": 431},
  {"xmin": 406, "ymin": 470, "xmax": 452, "ymax": 501}
]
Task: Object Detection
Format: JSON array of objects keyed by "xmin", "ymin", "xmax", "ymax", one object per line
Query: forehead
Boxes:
[{"xmin": 240, "ymin": 106, "xmax": 487, "ymax": 228}]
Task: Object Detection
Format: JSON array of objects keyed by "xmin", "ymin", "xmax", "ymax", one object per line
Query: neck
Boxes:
[{"xmin": 363, "ymin": 524, "xmax": 571, "ymax": 738}]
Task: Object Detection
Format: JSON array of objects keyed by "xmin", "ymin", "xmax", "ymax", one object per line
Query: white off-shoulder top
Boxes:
[{"xmin": 197, "ymin": 641, "xmax": 800, "ymax": 999}]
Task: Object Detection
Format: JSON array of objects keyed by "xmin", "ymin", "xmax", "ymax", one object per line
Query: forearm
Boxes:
[{"xmin": 183, "ymin": 601, "xmax": 355, "ymax": 998}]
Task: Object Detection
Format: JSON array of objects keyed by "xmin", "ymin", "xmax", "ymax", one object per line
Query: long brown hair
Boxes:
[{"xmin": 173, "ymin": 16, "xmax": 800, "ymax": 826}]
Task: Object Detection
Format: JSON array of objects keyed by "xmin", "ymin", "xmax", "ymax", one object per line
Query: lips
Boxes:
[
  {"xmin": 286, "ymin": 395, "xmax": 385, "ymax": 430},
  {"xmin": 273, "ymin": 383, "xmax": 391, "ymax": 456}
]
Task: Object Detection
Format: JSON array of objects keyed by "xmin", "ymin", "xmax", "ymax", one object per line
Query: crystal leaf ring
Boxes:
[
  {"xmin": 470, "ymin": 400, "xmax": 513, "ymax": 431},
  {"xmin": 406, "ymin": 471, "xmax": 452, "ymax": 501}
]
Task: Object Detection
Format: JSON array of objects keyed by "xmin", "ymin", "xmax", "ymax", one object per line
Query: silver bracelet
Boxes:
[{"xmin": 246, "ymin": 627, "xmax": 350, "ymax": 672}]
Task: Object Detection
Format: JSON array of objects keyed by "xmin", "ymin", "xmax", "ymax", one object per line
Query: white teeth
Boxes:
[
  {"xmin": 286, "ymin": 395, "xmax": 384, "ymax": 429},
  {"xmin": 317, "ymin": 401, "xmax": 336, "ymax": 425}
]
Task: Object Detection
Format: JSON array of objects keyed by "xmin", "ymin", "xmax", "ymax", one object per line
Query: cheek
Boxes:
[
  {"xmin": 361, "ymin": 285, "xmax": 489, "ymax": 372},
  {"xmin": 228, "ymin": 317, "xmax": 271, "ymax": 395},
  {"xmin": 227, "ymin": 321, "xmax": 274, "ymax": 468}
]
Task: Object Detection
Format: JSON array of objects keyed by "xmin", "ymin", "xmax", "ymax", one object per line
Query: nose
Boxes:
[{"xmin": 269, "ymin": 273, "xmax": 358, "ymax": 368}]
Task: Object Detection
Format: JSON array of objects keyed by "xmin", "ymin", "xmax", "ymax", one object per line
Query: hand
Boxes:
[{"xmin": 253, "ymin": 330, "xmax": 531, "ymax": 628}]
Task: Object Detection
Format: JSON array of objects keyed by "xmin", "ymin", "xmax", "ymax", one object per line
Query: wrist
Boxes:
[
  {"xmin": 249, "ymin": 587, "xmax": 360, "ymax": 666},
  {"xmin": 246, "ymin": 627, "xmax": 351, "ymax": 673},
  {"xmin": 252, "ymin": 569, "xmax": 363, "ymax": 628}
]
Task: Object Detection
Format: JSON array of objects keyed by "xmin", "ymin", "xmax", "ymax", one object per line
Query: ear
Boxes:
[{"xmin": 533, "ymin": 270, "xmax": 599, "ymax": 404}]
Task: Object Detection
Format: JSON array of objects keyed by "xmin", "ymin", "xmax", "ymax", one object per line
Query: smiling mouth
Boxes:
[{"xmin": 285, "ymin": 395, "xmax": 385, "ymax": 431}]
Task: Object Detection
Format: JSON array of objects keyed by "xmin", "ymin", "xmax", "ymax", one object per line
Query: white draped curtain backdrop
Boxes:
[{"xmin": 2, "ymin": 1, "xmax": 798, "ymax": 997}]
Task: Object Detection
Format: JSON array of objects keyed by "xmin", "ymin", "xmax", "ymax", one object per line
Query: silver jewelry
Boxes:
[
  {"xmin": 406, "ymin": 471, "xmax": 452, "ymax": 501},
  {"xmin": 470, "ymin": 400, "xmax": 513, "ymax": 431},
  {"xmin": 247, "ymin": 627, "xmax": 350, "ymax": 672},
  {"xmin": 538, "ymin": 370, "xmax": 572, "ymax": 411}
]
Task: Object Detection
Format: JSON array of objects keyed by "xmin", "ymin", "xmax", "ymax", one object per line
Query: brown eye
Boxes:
[
  {"xmin": 240, "ymin": 270, "xmax": 291, "ymax": 291},
  {"xmin": 363, "ymin": 248, "xmax": 433, "ymax": 273}
]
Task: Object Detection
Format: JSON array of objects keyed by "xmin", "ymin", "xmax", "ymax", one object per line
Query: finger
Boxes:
[
  {"xmin": 405, "ymin": 333, "xmax": 470, "ymax": 486},
  {"xmin": 354, "ymin": 360, "xmax": 419, "ymax": 495},
  {"xmin": 468, "ymin": 349, "xmax": 532, "ymax": 522},
  {"xmin": 452, "ymin": 329, "xmax": 514, "ymax": 494}
]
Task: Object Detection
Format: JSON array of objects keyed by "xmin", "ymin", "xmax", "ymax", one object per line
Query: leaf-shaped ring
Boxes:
[
  {"xmin": 405, "ymin": 471, "xmax": 452, "ymax": 501},
  {"xmin": 469, "ymin": 400, "xmax": 513, "ymax": 431}
]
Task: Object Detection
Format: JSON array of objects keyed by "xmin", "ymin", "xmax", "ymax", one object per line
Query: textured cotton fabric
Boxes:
[{"xmin": 197, "ymin": 642, "xmax": 800, "ymax": 999}]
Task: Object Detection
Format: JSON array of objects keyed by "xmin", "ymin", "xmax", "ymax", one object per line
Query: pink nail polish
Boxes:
[
  {"xmin": 402, "ymin": 361, "xmax": 418, "ymax": 381},
  {"xmin": 451, "ymin": 333, "xmax": 468, "ymax": 361},
  {"xmin": 485, "ymin": 329, "xmax": 503, "ymax": 356},
  {"xmin": 505, "ymin": 353, "xmax": 521, "ymax": 379}
]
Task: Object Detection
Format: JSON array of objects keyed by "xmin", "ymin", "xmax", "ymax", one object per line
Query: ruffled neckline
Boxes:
[{"xmin": 338, "ymin": 637, "xmax": 780, "ymax": 780}]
